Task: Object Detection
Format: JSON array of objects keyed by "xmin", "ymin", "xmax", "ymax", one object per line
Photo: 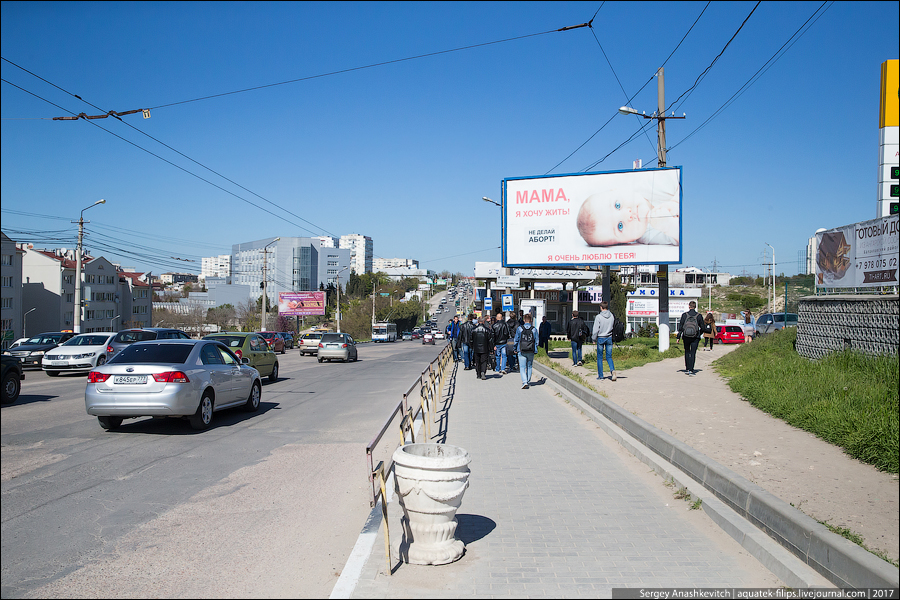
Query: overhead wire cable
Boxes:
[
  {"xmin": 668, "ymin": 1, "xmax": 832, "ymax": 152},
  {"xmin": 545, "ymin": 1, "xmax": 710, "ymax": 174}
]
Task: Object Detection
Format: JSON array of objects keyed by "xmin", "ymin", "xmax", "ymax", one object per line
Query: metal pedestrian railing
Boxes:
[{"xmin": 364, "ymin": 342, "xmax": 454, "ymax": 573}]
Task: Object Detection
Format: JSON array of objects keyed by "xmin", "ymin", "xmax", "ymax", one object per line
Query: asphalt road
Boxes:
[{"xmin": 1, "ymin": 337, "xmax": 447, "ymax": 598}]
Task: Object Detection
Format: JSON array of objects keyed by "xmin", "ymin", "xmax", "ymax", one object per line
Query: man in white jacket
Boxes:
[{"xmin": 591, "ymin": 301, "xmax": 616, "ymax": 381}]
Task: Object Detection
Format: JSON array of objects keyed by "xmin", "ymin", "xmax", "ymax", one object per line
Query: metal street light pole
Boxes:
[
  {"xmin": 73, "ymin": 199, "xmax": 106, "ymax": 333},
  {"xmin": 23, "ymin": 307, "xmax": 36, "ymax": 338},
  {"xmin": 766, "ymin": 243, "xmax": 775, "ymax": 312},
  {"xmin": 336, "ymin": 266, "xmax": 349, "ymax": 333},
  {"xmin": 260, "ymin": 237, "xmax": 280, "ymax": 332},
  {"xmin": 110, "ymin": 314, "xmax": 120, "ymax": 331}
]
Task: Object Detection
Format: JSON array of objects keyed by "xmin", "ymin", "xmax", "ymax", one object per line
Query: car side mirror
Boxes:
[{"xmin": 241, "ymin": 357, "xmax": 250, "ymax": 365}]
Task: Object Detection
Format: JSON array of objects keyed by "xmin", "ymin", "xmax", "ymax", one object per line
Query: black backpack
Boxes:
[
  {"xmin": 612, "ymin": 318, "xmax": 626, "ymax": 343},
  {"xmin": 682, "ymin": 313, "xmax": 701, "ymax": 338},
  {"xmin": 519, "ymin": 326, "xmax": 536, "ymax": 353}
]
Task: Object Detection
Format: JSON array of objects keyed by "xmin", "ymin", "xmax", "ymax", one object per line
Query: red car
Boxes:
[
  {"xmin": 715, "ymin": 325, "xmax": 745, "ymax": 344},
  {"xmin": 258, "ymin": 331, "xmax": 286, "ymax": 354}
]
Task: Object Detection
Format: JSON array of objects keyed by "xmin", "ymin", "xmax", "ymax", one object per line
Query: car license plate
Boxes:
[
  {"xmin": 50, "ymin": 361, "xmax": 67, "ymax": 366},
  {"xmin": 114, "ymin": 375, "xmax": 147, "ymax": 384}
]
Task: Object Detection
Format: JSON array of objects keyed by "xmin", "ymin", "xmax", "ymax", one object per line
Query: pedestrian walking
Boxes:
[
  {"xmin": 506, "ymin": 312, "xmax": 519, "ymax": 371},
  {"xmin": 447, "ymin": 315, "xmax": 461, "ymax": 361},
  {"xmin": 702, "ymin": 313, "xmax": 716, "ymax": 351},
  {"xmin": 538, "ymin": 315, "xmax": 552, "ymax": 354},
  {"xmin": 513, "ymin": 313, "xmax": 537, "ymax": 388},
  {"xmin": 492, "ymin": 312, "xmax": 511, "ymax": 375},
  {"xmin": 471, "ymin": 316, "xmax": 494, "ymax": 380},
  {"xmin": 566, "ymin": 310, "xmax": 589, "ymax": 366},
  {"xmin": 677, "ymin": 300, "xmax": 706, "ymax": 375},
  {"xmin": 592, "ymin": 301, "xmax": 616, "ymax": 381},
  {"xmin": 459, "ymin": 313, "xmax": 476, "ymax": 370},
  {"xmin": 742, "ymin": 310, "xmax": 755, "ymax": 343}
]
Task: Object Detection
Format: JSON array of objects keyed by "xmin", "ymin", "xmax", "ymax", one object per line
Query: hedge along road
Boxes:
[{"xmin": 0, "ymin": 339, "xmax": 444, "ymax": 599}]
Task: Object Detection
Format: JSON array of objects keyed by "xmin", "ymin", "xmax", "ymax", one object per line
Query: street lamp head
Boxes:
[
  {"xmin": 618, "ymin": 106, "xmax": 639, "ymax": 116},
  {"xmin": 96, "ymin": 199, "xmax": 106, "ymax": 206}
]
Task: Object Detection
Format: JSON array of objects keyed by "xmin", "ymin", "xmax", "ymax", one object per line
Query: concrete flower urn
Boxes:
[{"xmin": 392, "ymin": 443, "xmax": 471, "ymax": 565}]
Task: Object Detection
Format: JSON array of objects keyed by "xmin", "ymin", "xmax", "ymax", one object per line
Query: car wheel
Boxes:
[
  {"xmin": 244, "ymin": 381, "xmax": 261, "ymax": 412},
  {"xmin": 281, "ymin": 347, "xmax": 285, "ymax": 355},
  {"xmin": 343, "ymin": 356, "xmax": 348, "ymax": 363},
  {"xmin": 2, "ymin": 373, "xmax": 20, "ymax": 404},
  {"xmin": 190, "ymin": 393, "xmax": 214, "ymax": 430},
  {"xmin": 269, "ymin": 362, "xmax": 279, "ymax": 382},
  {"xmin": 46, "ymin": 371, "xmax": 60, "ymax": 377},
  {"xmin": 317, "ymin": 356, "xmax": 323, "ymax": 363},
  {"xmin": 98, "ymin": 416, "xmax": 123, "ymax": 430},
  {"xmin": 96, "ymin": 356, "xmax": 106, "ymax": 366}
]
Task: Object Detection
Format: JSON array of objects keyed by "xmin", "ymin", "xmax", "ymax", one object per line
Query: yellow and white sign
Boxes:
[{"xmin": 877, "ymin": 59, "xmax": 898, "ymax": 217}]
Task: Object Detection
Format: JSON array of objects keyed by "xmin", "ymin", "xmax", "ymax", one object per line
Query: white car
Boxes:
[
  {"xmin": 42, "ymin": 332, "xmax": 117, "ymax": 376},
  {"xmin": 433, "ymin": 331, "xmax": 446, "ymax": 340}
]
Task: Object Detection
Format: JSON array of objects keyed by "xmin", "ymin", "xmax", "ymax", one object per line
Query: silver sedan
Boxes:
[
  {"xmin": 85, "ymin": 339, "xmax": 262, "ymax": 431},
  {"xmin": 316, "ymin": 333, "xmax": 358, "ymax": 363}
]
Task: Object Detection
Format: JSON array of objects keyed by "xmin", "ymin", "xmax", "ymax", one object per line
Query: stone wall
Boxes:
[{"xmin": 796, "ymin": 294, "xmax": 899, "ymax": 359}]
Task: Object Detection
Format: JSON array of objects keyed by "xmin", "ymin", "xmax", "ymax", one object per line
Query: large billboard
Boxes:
[
  {"xmin": 501, "ymin": 167, "xmax": 682, "ymax": 268},
  {"xmin": 278, "ymin": 291, "xmax": 326, "ymax": 316},
  {"xmin": 815, "ymin": 215, "xmax": 898, "ymax": 288}
]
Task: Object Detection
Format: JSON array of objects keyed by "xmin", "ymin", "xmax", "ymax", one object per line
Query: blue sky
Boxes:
[{"xmin": 2, "ymin": 1, "xmax": 897, "ymax": 279}]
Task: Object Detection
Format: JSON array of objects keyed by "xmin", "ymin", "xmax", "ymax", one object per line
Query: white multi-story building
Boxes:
[
  {"xmin": 373, "ymin": 257, "xmax": 418, "ymax": 271},
  {"xmin": 340, "ymin": 234, "xmax": 373, "ymax": 275},
  {"xmin": 1, "ymin": 232, "xmax": 24, "ymax": 348},
  {"xmin": 201, "ymin": 255, "xmax": 231, "ymax": 281},
  {"xmin": 316, "ymin": 236, "xmax": 338, "ymax": 248}
]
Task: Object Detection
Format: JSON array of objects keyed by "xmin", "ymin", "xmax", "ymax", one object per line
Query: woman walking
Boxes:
[{"xmin": 702, "ymin": 313, "xmax": 716, "ymax": 351}]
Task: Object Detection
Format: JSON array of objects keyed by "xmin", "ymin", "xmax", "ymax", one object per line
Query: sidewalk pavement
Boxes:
[{"xmin": 344, "ymin": 344, "xmax": 874, "ymax": 598}]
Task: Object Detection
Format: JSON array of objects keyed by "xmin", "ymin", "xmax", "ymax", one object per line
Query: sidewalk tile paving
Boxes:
[{"xmin": 350, "ymin": 355, "xmax": 784, "ymax": 598}]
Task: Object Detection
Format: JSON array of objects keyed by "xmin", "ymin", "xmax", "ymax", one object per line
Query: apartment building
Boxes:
[
  {"xmin": 339, "ymin": 234, "xmax": 373, "ymax": 274},
  {"xmin": 1, "ymin": 232, "xmax": 24, "ymax": 348}
]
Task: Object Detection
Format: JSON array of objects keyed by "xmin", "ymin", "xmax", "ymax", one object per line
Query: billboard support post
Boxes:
[{"xmin": 656, "ymin": 68, "xmax": 670, "ymax": 352}]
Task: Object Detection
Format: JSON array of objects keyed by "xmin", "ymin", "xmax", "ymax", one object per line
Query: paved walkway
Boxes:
[{"xmin": 347, "ymin": 348, "xmax": 815, "ymax": 598}]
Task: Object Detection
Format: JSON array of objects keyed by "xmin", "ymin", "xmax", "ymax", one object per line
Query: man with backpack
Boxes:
[
  {"xmin": 492, "ymin": 312, "xmax": 511, "ymax": 375},
  {"xmin": 591, "ymin": 301, "xmax": 617, "ymax": 381},
  {"xmin": 513, "ymin": 313, "xmax": 537, "ymax": 389},
  {"xmin": 566, "ymin": 310, "xmax": 589, "ymax": 367},
  {"xmin": 506, "ymin": 312, "xmax": 519, "ymax": 372},
  {"xmin": 676, "ymin": 300, "xmax": 706, "ymax": 376}
]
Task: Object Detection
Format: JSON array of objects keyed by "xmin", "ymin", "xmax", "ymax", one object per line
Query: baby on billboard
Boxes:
[{"xmin": 575, "ymin": 173, "xmax": 680, "ymax": 247}]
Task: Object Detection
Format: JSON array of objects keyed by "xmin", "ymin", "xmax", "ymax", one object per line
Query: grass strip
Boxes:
[{"xmin": 714, "ymin": 328, "xmax": 899, "ymax": 474}]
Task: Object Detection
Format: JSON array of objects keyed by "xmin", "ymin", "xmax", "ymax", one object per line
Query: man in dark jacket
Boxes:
[
  {"xmin": 471, "ymin": 316, "xmax": 494, "ymax": 380},
  {"xmin": 459, "ymin": 313, "xmax": 476, "ymax": 370},
  {"xmin": 446, "ymin": 315, "xmax": 461, "ymax": 362},
  {"xmin": 506, "ymin": 312, "xmax": 519, "ymax": 371},
  {"xmin": 492, "ymin": 312, "xmax": 511, "ymax": 375},
  {"xmin": 567, "ymin": 310, "xmax": 588, "ymax": 367},
  {"xmin": 676, "ymin": 300, "xmax": 706, "ymax": 376},
  {"xmin": 538, "ymin": 315, "xmax": 552, "ymax": 354}
]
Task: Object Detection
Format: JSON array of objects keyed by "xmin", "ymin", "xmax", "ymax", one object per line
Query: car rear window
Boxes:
[
  {"xmin": 724, "ymin": 326, "xmax": 743, "ymax": 333},
  {"xmin": 114, "ymin": 331, "xmax": 157, "ymax": 343},
  {"xmin": 303, "ymin": 333, "xmax": 322, "ymax": 340},
  {"xmin": 206, "ymin": 335, "xmax": 245, "ymax": 348},
  {"xmin": 321, "ymin": 334, "xmax": 345, "ymax": 343},
  {"xmin": 109, "ymin": 343, "xmax": 193, "ymax": 364}
]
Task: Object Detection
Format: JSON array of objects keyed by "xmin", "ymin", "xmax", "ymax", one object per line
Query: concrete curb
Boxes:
[{"xmin": 534, "ymin": 360, "xmax": 900, "ymax": 590}]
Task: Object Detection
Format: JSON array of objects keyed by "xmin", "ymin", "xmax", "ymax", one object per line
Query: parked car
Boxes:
[
  {"xmin": 85, "ymin": 339, "xmax": 262, "ymax": 431},
  {"xmin": 715, "ymin": 325, "xmax": 745, "ymax": 344},
  {"xmin": 402, "ymin": 331, "xmax": 413, "ymax": 341},
  {"xmin": 278, "ymin": 332, "xmax": 295, "ymax": 350},
  {"xmin": 42, "ymin": 332, "xmax": 117, "ymax": 376},
  {"xmin": 755, "ymin": 313, "xmax": 799, "ymax": 336},
  {"xmin": 2, "ymin": 355, "xmax": 24, "ymax": 404},
  {"xmin": 258, "ymin": 331, "xmax": 285, "ymax": 354},
  {"xmin": 106, "ymin": 328, "xmax": 191, "ymax": 359},
  {"xmin": 317, "ymin": 333, "xmax": 358, "ymax": 363},
  {"xmin": 299, "ymin": 332, "xmax": 324, "ymax": 356},
  {"xmin": 3, "ymin": 332, "xmax": 76, "ymax": 369},
  {"xmin": 422, "ymin": 332, "xmax": 435, "ymax": 345},
  {"xmin": 202, "ymin": 332, "xmax": 279, "ymax": 381}
]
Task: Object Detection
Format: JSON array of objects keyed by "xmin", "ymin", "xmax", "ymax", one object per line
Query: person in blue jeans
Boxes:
[
  {"xmin": 566, "ymin": 310, "xmax": 587, "ymax": 366},
  {"xmin": 513, "ymin": 313, "xmax": 537, "ymax": 389},
  {"xmin": 591, "ymin": 301, "xmax": 616, "ymax": 381}
]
